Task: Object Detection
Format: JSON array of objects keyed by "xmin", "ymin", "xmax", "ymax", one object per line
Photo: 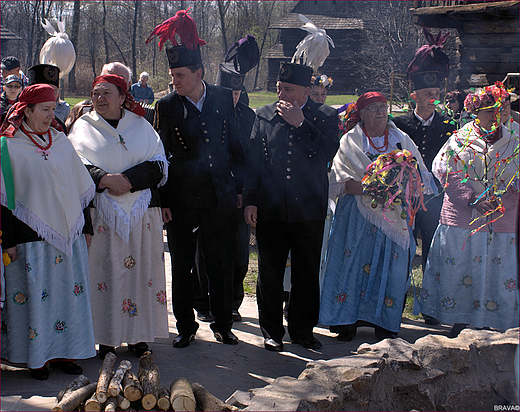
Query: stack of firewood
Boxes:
[{"xmin": 52, "ymin": 351, "xmax": 238, "ymax": 411}]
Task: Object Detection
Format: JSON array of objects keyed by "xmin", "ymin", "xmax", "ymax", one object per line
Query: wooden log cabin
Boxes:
[{"xmin": 411, "ymin": 1, "xmax": 519, "ymax": 91}]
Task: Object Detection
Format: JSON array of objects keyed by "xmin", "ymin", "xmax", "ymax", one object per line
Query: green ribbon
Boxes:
[{"xmin": 1, "ymin": 136, "xmax": 16, "ymax": 210}]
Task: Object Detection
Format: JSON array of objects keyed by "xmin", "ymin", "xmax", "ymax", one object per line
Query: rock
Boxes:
[{"xmin": 228, "ymin": 328, "xmax": 519, "ymax": 411}]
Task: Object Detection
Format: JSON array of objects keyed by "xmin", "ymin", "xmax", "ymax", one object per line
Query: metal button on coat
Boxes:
[
  {"xmin": 288, "ymin": 151, "xmax": 292, "ymax": 155},
  {"xmin": 286, "ymin": 175, "xmax": 291, "ymax": 179}
]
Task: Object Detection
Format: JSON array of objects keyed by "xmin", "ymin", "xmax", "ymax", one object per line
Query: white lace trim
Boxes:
[
  {"xmin": 93, "ymin": 189, "xmax": 152, "ymax": 243},
  {"xmin": 149, "ymin": 153, "xmax": 169, "ymax": 188}
]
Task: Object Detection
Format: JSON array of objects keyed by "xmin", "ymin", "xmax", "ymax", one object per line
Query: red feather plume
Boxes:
[{"xmin": 146, "ymin": 8, "xmax": 206, "ymax": 51}]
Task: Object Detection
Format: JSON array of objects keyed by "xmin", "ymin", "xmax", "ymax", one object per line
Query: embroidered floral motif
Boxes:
[
  {"xmin": 510, "ymin": 237, "xmax": 517, "ymax": 245},
  {"xmin": 147, "ymin": 223, "xmax": 151, "ymax": 231},
  {"xmin": 29, "ymin": 327, "xmax": 38, "ymax": 340},
  {"xmin": 370, "ymin": 225, "xmax": 377, "ymax": 234},
  {"xmin": 54, "ymin": 319, "xmax": 67, "ymax": 333},
  {"xmin": 492, "ymin": 256, "xmax": 501, "ymax": 265},
  {"xmin": 473, "ymin": 255, "xmax": 482, "ymax": 263},
  {"xmin": 445, "ymin": 257, "xmax": 455, "ymax": 266},
  {"xmin": 97, "ymin": 282, "xmax": 108, "ymax": 292},
  {"xmin": 41, "ymin": 289, "xmax": 49, "ymax": 301},
  {"xmin": 124, "ymin": 256, "xmax": 137, "ymax": 269},
  {"xmin": 504, "ymin": 278, "xmax": 516, "ymax": 292},
  {"xmin": 73, "ymin": 282, "xmax": 84, "ymax": 296},
  {"xmin": 391, "ymin": 252, "xmax": 399, "ymax": 260},
  {"xmin": 97, "ymin": 225, "xmax": 107, "ymax": 235},
  {"xmin": 13, "ymin": 291, "xmax": 28, "ymax": 306},
  {"xmin": 420, "ymin": 288, "xmax": 429, "ymax": 300},
  {"xmin": 122, "ymin": 298, "xmax": 138, "ymax": 317},
  {"xmin": 441, "ymin": 297, "xmax": 456, "ymax": 310},
  {"xmin": 335, "ymin": 292, "xmax": 348, "ymax": 304},
  {"xmin": 25, "ymin": 263, "xmax": 32, "ymax": 273},
  {"xmin": 461, "ymin": 275, "xmax": 472, "ymax": 288},
  {"xmin": 147, "ymin": 279, "xmax": 153, "ymax": 288},
  {"xmin": 362, "ymin": 263, "xmax": 371, "ymax": 276},
  {"xmin": 473, "ymin": 300, "xmax": 480, "ymax": 310},
  {"xmin": 434, "ymin": 272, "xmax": 440, "ymax": 283},
  {"xmin": 344, "ymin": 249, "xmax": 352, "ymax": 258},
  {"xmin": 156, "ymin": 290, "xmax": 166, "ymax": 305},
  {"xmin": 360, "ymin": 290, "xmax": 366, "ymax": 298},
  {"xmin": 485, "ymin": 300, "xmax": 498, "ymax": 313},
  {"xmin": 54, "ymin": 255, "xmax": 63, "ymax": 265},
  {"xmin": 384, "ymin": 296, "xmax": 396, "ymax": 308}
]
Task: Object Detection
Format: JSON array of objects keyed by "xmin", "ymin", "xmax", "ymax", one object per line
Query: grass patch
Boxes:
[{"xmin": 244, "ymin": 251, "xmax": 258, "ymax": 295}]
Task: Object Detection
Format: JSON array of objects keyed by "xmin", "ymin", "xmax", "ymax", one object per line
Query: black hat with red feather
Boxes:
[
  {"xmin": 407, "ymin": 24, "xmax": 450, "ymax": 90},
  {"xmin": 146, "ymin": 7, "xmax": 206, "ymax": 69}
]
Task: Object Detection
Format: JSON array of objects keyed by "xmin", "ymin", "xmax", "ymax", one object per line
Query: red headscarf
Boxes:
[
  {"xmin": 92, "ymin": 74, "xmax": 146, "ymax": 117},
  {"xmin": 344, "ymin": 91, "xmax": 387, "ymax": 133},
  {"xmin": 1, "ymin": 84, "xmax": 62, "ymax": 138}
]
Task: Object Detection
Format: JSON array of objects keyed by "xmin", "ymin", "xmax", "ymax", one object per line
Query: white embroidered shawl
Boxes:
[
  {"xmin": 1, "ymin": 125, "xmax": 95, "ymax": 255},
  {"xmin": 329, "ymin": 121, "xmax": 434, "ymax": 250},
  {"xmin": 68, "ymin": 109, "xmax": 167, "ymax": 243}
]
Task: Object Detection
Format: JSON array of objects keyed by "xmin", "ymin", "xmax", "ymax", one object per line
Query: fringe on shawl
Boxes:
[
  {"xmin": 1, "ymin": 184, "xmax": 95, "ymax": 256},
  {"xmin": 149, "ymin": 153, "xmax": 169, "ymax": 188},
  {"xmin": 93, "ymin": 189, "xmax": 152, "ymax": 244},
  {"xmin": 355, "ymin": 195, "xmax": 411, "ymax": 251}
]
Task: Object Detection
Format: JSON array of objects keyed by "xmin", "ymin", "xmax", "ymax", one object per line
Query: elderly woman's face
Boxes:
[
  {"xmin": 309, "ymin": 85, "xmax": 327, "ymax": 104},
  {"xmin": 91, "ymin": 82, "xmax": 125, "ymax": 120},
  {"xmin": 360, "ymin": 101, "xmax": 388, "ymax": 133},
  {"xmin": 25, "ymin": 101, "xmax": 56, "ymax": 133},
  {"xmin": 476, "ymin": 107, "xmax": 496, "ymax": 130}
]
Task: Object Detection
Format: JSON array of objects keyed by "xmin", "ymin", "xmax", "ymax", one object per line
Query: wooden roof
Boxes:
[
  {"xmin": 1, "ymin": 25, "xmax": 21, "ymax": 41},
  {"xmin": 412, "ymin": 0, "xmax": 519, "ymax": 26},
  {"xmin": 269, "ymin": 13, "xmax": 364, "ymax": 30}
]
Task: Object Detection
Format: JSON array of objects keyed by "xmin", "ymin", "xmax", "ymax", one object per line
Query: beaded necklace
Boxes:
[
  {"xmin": 362, "ymin": 126, "xmax": 389, "ymax": 152},
  {"xmin": 20, "ymin": 124, "xmax": 52, "ymax": 151}
]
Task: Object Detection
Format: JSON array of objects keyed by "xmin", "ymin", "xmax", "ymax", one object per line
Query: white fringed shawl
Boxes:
[
  {"xmin": 1, "ymin": 125, "xmax": 95, "ymax": 255},
  {"xmin": 68, "ymin": 109, "xmax": 167, "ymax": 243}
]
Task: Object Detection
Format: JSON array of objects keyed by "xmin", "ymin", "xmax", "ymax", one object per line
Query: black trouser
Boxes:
[
  {"xmin": 256, "ymin": 220, "xmax": 324, "ymax": 341},
  {"xmin": 193, "ymin": 208, "xmax": 250, "ymax": 313},
  {"xmin": 413, "ymin": 193, "xmax": 443, "ymax": 272},
  {"xmin": 166, "ymin": 205, "xmax": 236, "ymax": 334}
]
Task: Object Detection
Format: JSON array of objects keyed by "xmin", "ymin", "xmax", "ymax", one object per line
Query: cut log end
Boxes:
[{"xmin": 141, "ymin": 393, "xmax": 157, "ymax": 411}]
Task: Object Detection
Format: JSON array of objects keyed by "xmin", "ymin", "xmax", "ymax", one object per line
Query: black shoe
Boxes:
[
  {"xmin": 196, "ymin": 311, "xmax": 214, "ymax": 322},
  {"xmin": 448, "ymin": 323, "xmax": 467, "ymax": 338},
  {"xmin": 128, "ymin": 342, "xmax": 151, "ymax": 357},
  {"xmin": 291, "ymin": 336, "xmax": 322, "ymax": 349},
  {"xmin": 213, "ymin": 330, "xmax": 239, "ymax": 345},
  {"xmin": 50, "ymin": 361, "xmax": 83, "ymax": 375},
  {"xmin": 232, "ymin": 310, "xmax": 242, "ymax": 322},
  {"xmin": 29, "ymin": 366, "xmax": 49, "ymax": 380},
  {"xmin": 375, "ymin": 327, "xmax": 398, "ymax": 341},
  {"xmin": 422, "ymin": 314, "xmax": 441, "ymax": 326},
  {"xmin": 337, "ymin": 326, "xmax": 357, "ymax": 342},
  {"xmin": 172, "ymin": 332, "xmax": 195, "ymax": 348},
  {"xmin": 264, "ymin": 338, "xmax": 284, "ymax": 352},
  {"xmin": 98, "ymin": 345, "xmax": 116, "ymax": 359}
]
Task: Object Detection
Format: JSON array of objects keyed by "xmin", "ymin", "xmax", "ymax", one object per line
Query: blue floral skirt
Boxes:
[
  {"xmin": 1, "ymin": 237, "xmax": 96, "ymax": 369},
  {"xmin": 420, "ymin": 224, "xmax": 519, "ymax": 330},
  {"xmin": 319, "ymin": 195, "xmax": 413, "ymax": 333}
]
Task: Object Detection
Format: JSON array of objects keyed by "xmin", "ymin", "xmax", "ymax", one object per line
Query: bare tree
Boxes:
[{"xmin": 68, "ymin": 0, "xmax": 81, "ymax": 93}]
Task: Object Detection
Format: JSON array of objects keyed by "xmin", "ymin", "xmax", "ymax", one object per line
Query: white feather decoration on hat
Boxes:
[
  {"xmin": 40, "ymin": 19, "xmax": 76, "ymax": 78},
  {"xmin": 291, "ymin": 14, "xmax": 335, "ymax": 73}
]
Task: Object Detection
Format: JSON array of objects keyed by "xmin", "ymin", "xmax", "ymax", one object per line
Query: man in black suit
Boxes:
[
  {"xmin": 154, "ymin": 40, "xmax": 245, "ymax": 348},
  {"xmin": 243, "ymin": 62, "xmax": 339, "ymax": 351}
]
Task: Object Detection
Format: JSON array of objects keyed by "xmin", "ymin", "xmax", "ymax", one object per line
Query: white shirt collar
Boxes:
[
  {"xmin": 186, "ymin": 81, "xmax": 206, "ymax": 112},
  {"xmin": 414, "ymin": 109, "xmax": 435, "ymax": 126}
]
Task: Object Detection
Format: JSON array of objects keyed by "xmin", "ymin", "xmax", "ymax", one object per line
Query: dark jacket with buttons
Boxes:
[
  {"xmin": 243, "ymin": 98, "xmax": 339, "ymax": 223},
  {"xmin": 392, "ymin": 111, "xmax": 454, "ymax": 173},
  {"xmin": 155, "ymin": 82, "xmax": 245, "ymax": 210}
]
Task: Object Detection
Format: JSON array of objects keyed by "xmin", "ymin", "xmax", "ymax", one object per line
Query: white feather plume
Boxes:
[
  {"xmin": 291, "ymin": 14, "xmax": 335, "ymax": 73},
  {"xmin": 40, "ymin": 18, "xmax": 76, "ymax": 78}
]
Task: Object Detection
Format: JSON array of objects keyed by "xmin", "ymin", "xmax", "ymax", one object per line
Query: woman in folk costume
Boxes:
[
  {"xmin": 68, "ymin": 74, "xmax": 168, "ymax": 358},
  {"xmin": 1, "ymin": 84, "xmax": 96, "ymax": 380},
  {"xmin": 319, "ymin": 92, "xmax": 436, "ymax": 341},
  {"xmin": 420, "ymin": 83, "xmax": 519, "ymax": 338}
]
